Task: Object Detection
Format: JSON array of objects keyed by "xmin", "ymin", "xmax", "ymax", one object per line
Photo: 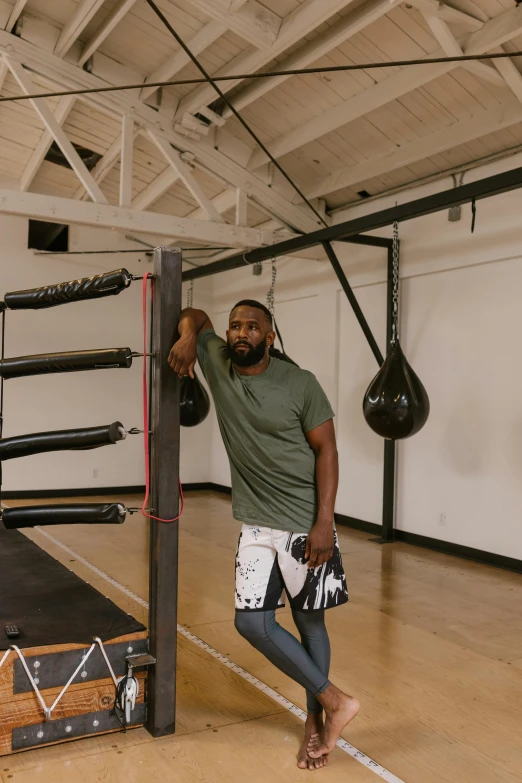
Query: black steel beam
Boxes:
[
  {"xmin": 323, "ymin": 241, "xmax": 384, "ymax": 366},
  {"xmin": 340, "ymin": 235, "xmax": 392, "ymax": 248},
  {"xmin": 147, "ymin": 247, "xmax": 181, "ymax": 738},
  {"xmin": 182, "ymin": 165, "xmax": 522, "ymax": 281}
]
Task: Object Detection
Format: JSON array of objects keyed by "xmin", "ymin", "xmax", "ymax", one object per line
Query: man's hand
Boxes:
[
  {"xmin": 168, "ymin": 334, "xmax": 197, "ymax": 379},
  {"xmin": 305, "ymin": 523, "xmax": 334, "ymax": 569}
]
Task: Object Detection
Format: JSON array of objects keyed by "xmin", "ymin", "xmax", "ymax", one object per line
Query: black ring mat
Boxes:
[{"xmin": 0, "ymin": 522, "xmax": 145, "ymax": 650}]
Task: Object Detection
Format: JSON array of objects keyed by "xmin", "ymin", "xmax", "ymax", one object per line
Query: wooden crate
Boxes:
[{"xmin": 0, "ymin": 631, "xmax": 147, "ymax": 756}]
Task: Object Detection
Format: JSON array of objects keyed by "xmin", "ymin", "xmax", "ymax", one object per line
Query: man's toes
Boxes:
[{"xmin": 297, "ymin": 758, "xmax": 308, "ymax": 769}]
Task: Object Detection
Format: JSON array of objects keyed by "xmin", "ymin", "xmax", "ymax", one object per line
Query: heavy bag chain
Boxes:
[
  {"xmin": 187, "ymin": 278, "xmax": 194, "ymax": 309},
  {"xmin": 266, "ymin": 257, "xmax": 276, "ymax": 318},
  {"xmin": 391, "ymin": 221, "xmax": 400, "ymax": 345}
]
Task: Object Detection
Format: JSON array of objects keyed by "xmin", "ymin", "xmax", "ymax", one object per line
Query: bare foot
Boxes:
[
  {"xmin": 297, "ymin": 713, "xmax": 329, "ymax": 771},
  {"xmin": 307, "ymin": 686, "xmax": 359, "ymax": 758}
]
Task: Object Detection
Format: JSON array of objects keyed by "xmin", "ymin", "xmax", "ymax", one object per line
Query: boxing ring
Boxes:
[{"xmin": 0, "ymin": 247, "xmax": 181, "ymax": 754}]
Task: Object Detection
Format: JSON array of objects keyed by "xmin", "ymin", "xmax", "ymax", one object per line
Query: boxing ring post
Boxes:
[{"xmin": 147, "ymin": 247, "xmax": 182, "ymax": 737}]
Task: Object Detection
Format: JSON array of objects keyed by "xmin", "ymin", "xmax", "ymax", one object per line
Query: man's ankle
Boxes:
[{"xmin": 317, "ymin": 683, "xmax": 339, "ymax": 710}]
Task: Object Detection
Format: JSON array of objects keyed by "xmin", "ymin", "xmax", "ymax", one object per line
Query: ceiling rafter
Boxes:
[
  {"xmin": 175, "ymin": 0, "xmax": 357, "ymax": 118},
  {"xmin": 408, "ymin": 0, "xmax": 483, "ymax": 30},
  {"xmin": 0, "ymin": 187, "xmax": 273, "ymax": 246},
  {"xmin": 235, "ymin": 188, "xmax": 248, "ymax": 226},
  {"xmin": 187, "ymin": 188, "xmax": 238, "ymax": 221},
  {"xmin": 185, "ymin": 0, "xmax": 282, "ymax": 50},
  {"xmin": 247, "ymin": 3, "xmax": 522, "ymax": 170},
  {"xmin": 490, "ymin": 46, "xmax": 522, "ymax": 105},
  {"xmin": 20, "ymin": 94, "xmax": 77, "ymax": 192},
  {"xmin": 421, "ymin": 13, "xmax": 504, "ymax": 86},
  {"xmin": 74, "ymin": 124, "xmax": 140, "ymax": 201},
  {"xmin": 132, "ymin": 166, "xmax": 180, "ymax": 211},
  {"xmin": 5, "ymin": 57, "xmax": 108, "ymax": 203},
  {"xmin": 119, "ymin": 114, "xmax": 134, "ymax": 207},
  {"xmin": 79, "ymin": 0, "xmax": 139, "ymax": 66},
  {"xmin": 305, "ymin": 99, "xmax": 522, "ymax": 199},
  {"xmin": 5, "ymin": 0, "xmax": 28, "ymax": 34},
  {"xmin": 440, "ymin": 0, "xmax": 488, "ymax": 24},
  {"xmin": 54, "ymin": 0, "xmax": 106, "ymax": 59},
  {"xmin": 140, "ymin": 20, "xmax": 226, "ymax": 102},
  {"xmin": 221, "ymin": 0, "xmax": 404, "ymax": 119},
  {"xmin": 146, "ymin": 128, "xmax": 226, "ymax": 222}
]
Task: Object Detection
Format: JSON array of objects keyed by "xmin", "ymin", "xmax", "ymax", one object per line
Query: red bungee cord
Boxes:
[{"xmin": 141, "ymin": 272, "xmax": 184, "ymax": 523}]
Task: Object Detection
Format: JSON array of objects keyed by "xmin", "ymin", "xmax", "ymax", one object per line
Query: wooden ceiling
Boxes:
[{"xmin": 0, "ymin": 0, "xmax": 521, "ymax": 241}]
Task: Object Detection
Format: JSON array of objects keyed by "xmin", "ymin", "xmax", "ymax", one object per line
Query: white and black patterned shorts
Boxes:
[{"xmin": 235, "ymin": 523, "xmax": 348, "ymax": 612}]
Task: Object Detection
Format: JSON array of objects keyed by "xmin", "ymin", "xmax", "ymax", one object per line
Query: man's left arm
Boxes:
[{"xmin": 305, "ymin": 419, "xmax": 338, "ymax": 569}]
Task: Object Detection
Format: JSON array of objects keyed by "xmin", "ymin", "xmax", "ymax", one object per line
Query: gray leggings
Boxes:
[{"xmin": 234, "ymin": 608, "xmax": 331, "ymax": 714}]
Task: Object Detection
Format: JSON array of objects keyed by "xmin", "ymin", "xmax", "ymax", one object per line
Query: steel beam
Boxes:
[
  {"xmin": 323, "ymin": 241, "xmax": 384, "ymax": 366},
  {"xmin": 182, "ymin": 165, "xmax": 522, "ymax": 280}
]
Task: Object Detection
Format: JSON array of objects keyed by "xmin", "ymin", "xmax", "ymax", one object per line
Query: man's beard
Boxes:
[{"xmin": 227, "ymin": 336, "xmax": 267, "ymax": 367}]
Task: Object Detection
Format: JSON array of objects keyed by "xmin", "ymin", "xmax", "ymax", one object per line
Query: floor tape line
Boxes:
[{"xmin": 30, "ymin": 525, "xmax": 405, "ymax": 783}]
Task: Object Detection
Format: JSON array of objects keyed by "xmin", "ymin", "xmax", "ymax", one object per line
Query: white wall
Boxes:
[
  {"xmin": 4, "ymin": 147, "xmax": 522, "ymax": 559},
  {"xmin": 0, "ymin": 217, "xmax": 212, "ymax": 491},
  {"xmin": 204, "ymin": 152, "xmax": 522, "ymax": 560}
]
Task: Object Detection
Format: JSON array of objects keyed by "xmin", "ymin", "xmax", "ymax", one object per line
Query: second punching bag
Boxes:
[
  {"xmin": 179, "ymin": 282, "xmax": 210, "ymax": 427},
  {"xmin": 362, "ymin": 221, "xmax": 430, "ymax": 440},
  {"xmin": 363, "ymin": 339, "xmax": 429, "ymax": 439},
  {"xmin": 180, "ymin": 372, "xmax": 210, "ymax": 427}
]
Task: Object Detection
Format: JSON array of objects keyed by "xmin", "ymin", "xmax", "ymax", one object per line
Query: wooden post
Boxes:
[{"xmin": 147, "ymin": 246, "xmax": 181, "ymax": 737}]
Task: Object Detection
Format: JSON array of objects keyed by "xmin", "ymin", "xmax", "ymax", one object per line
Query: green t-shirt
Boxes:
[{"xmin": 196, "ymin": 329, "xmax": 334, "ymax": 534}]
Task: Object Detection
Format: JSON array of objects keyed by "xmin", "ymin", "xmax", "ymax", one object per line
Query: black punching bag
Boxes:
[
  {"xmin": 363, "ymin": 340, "xmax": 429, "ymax": 439},
  {"xmin": 180, "ymin": 372, "xmax": 210, "ymax": 427},
  {"xmin": 362, "ymin": 221, "xmax": 429, "ymax": 440}
]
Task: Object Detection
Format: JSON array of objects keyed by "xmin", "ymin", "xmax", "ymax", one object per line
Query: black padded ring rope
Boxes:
[
  {"xmin": 0, "ymin": 307, "xmax": 4, "ymax": 509},
  {"xmin": 0, "ymin": 348, "xmax": 133, "ymax": 379},
  {"xmin": 2, "ymin": 503, "xmax": 127, "ymax": 529},
  {"xmin": 0, "ymin": 422, "xmax": 126, "ymax": 462},
  {"xmin": 0, "ymin": 308, "xmax": 4, "ymax": 436},
  {"xmin": 5, "ymin": 269, "xmax": 132, "ymax": 310}
]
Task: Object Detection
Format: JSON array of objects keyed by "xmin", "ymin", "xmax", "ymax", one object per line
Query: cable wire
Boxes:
[{"xmin": 1, "ymin": 50, "xmax": 522, "ymax": 105}]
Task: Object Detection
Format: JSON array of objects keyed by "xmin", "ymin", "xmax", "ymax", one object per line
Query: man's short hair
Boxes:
[{"xmin": 231, "ymin": 299, "xmax": 273, "ymax": 326}]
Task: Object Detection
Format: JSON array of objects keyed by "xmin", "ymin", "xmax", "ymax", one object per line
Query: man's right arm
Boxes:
[{"xmin": 168, "ymin": 307, "xmax": 213, "ymax": 378}]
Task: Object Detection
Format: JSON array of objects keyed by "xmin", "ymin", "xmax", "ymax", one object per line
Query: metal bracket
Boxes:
[
  {"xmin": 13, "ymin": 639, "xmax": 148, "ymax": 694},
  {"xmin": 126, "ymin": 653, "xmax": 156, "ymax": 669},
  {"xmin": 12, "ymin": 704, "xmax": 147, "ymax": 751}
]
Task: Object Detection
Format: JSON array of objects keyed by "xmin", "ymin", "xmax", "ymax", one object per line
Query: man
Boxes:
[{"xmin": 169, "ymin": 300, "xmax": 359, "ymax": 771}]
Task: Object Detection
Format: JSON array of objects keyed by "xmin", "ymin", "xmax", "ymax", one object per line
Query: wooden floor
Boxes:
[{"xmin": 2, "ymin": 490, "xmax": 522, "ymax": 783}]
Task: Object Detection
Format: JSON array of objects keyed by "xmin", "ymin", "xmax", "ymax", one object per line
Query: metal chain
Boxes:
[
  {"xmin": 266, "ymin": 257, "xmax": 276, "ymax": 318},
  {"xmin": 391, "ymin": 221, "xmax": 400, "ymax": 344},
  {"xmin": 187, "ymin": 279, "xmax": 194, "ymax": 309}
]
